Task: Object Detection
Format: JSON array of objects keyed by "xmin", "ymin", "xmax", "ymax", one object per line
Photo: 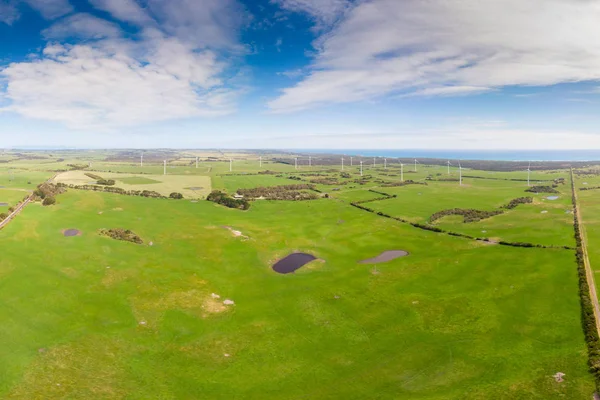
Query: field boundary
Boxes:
[
  {"xmin": 349, "ymin": 191, "xmax": 573, "ymax": 251},
  {"xmin": 571, "ymin": 169, "xmax": 600, "ymax": 337}
]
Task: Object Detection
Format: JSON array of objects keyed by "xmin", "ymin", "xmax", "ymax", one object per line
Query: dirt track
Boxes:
[{"xmin": 572, "ymin": 171, "xmax": 600, "ymax": 337}]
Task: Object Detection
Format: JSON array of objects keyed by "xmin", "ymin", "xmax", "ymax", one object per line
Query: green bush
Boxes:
[
  {"xmin": 169, "ymin": 192, "xmax": 184, "ymax": 199},
  {"xmin": 42, "ymin": 196, "xmax": 56, "ymax": 206}
]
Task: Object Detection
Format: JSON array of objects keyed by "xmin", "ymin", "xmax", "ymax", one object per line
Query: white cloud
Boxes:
[
  {"xmin": 272, "ymin": 0, "xmax": 351, "ymax": 25},
  {"xmin": 1, "ymin": 36, "xmax": 240, "ymax": 129},
  {"xmin": 24, "ymin": 0, "xmax": 72, "ymax": 19},
  {"xmin": 0, "ymin": 0, "xmax": 20, "ymax": 25},
  {"xmin": 0, "ymin": 0, "xmax": 249, "ymax": 130},
  {"xmin": 42, "ymin": 13, "xmax": 122, "ymax": 39},
  {"xmin": 270, "ymin": 0, "xmax": 600, "ymax": 112},
  {"xmin": 88, "ymin": 0, "xmax": 151, "ymax": 25},
  {"xmin": 146, "ymin": 0, "xmax": 247, "ymax": 50}
]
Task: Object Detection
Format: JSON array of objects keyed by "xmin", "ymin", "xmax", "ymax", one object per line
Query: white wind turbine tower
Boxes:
[
  {"xmin": 140, "ymin": 153, "xmax": 143, "ymax": 167},
  {"xmin": 373, "ymin": 157, "xmax": 376, "ymax": 168},
  {"xmin": 295, "ymin": 157, "xmax": 298, "ymax": 170},
  {"xmin": 163, "ymin": 160, "xmax": 167, "ymax": 175},
  {"xmin": 360, "ymin": 161, "xmax": 363, "ymax": 176},
  {"xmin": 458, "ymin": 160, "xmax": 463, "ymax": 186},
  {"xmin": 259, "ymin": 156, "xmax": 262, "ymax": 168},
  {"xmin": 309, "ymin": 156, "xmax": 312, "ymax": 168},
  {"xmin": 384, "ymin": 158, "xmax": 387, "ymax": 170},
  {"xmin": 341, "ymin": 157, "xmax": 344, "ymax": 171},
  {"xmin": 527, "ymin": 161, "xmax": 531, "ymax": 187},
  {"xmin": 414, "ymin": 158, "xmax": 420, "ymax": 172},
  {"xmin": 229, "ymin": 158, "xmax": 233, "ymax": 172},
  {"xmin": 350, "ymin": 156, "xmax": 353, "ymax": 166},
  {"xmin": 447, "ymin": 160, "xmax": 450, "ymax": 175},
  {"xmin": 196, "ymin": 157, "xmax": 199, "ymax": 168}
]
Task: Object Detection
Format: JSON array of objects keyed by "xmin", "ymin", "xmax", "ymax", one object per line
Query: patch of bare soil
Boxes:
[
  {"xmin": 222, "ymin": 226, "xmax": 249, "ymax": 239},
  {"xmin": 62, "ymin": 229, "xmax": 82, "ymax": 237},
  {"xmin": 203, "ymin": 297, "xmax": 227, "ymax": 314},
  {"xmin": 360, "ymin": 250, "xmax": 409, "ymax": 264}
]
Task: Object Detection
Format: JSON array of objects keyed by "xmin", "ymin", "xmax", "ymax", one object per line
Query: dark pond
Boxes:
[
  {"xmin": 63, "ymin": 229, "xmax": 81, "ymax": 237},
  {"xmin": 272, "ymin": 253, "xmax": 317, "ymax": 274}
]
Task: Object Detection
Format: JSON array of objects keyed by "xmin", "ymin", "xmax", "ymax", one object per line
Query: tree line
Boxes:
[
  {"xmin": 570, "ymin": 168, "xmax": 600, "ymax": 388},
  {"xmin": 236, "ymin": 184, "xmax": 319, "ymax": 201}
]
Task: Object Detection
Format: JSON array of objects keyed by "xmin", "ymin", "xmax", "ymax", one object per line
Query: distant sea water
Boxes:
[{"xmin": 294, "ymin": 149, "xmax": 600, "ymax": 162}]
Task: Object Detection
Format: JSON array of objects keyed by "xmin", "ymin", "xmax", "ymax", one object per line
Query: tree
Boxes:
[
  {"xmin": 42, "ymin": 196, "xmax": 56, "ymax": 206},
  {"xmin": 170, "ymin": 192, "xmax": 184, "ymax": 199}
]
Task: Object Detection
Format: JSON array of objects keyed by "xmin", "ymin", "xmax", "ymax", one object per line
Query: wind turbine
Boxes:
[
  {"xmin": 196, "ymin": 157, "xmax": 199, "ymax": 169},
  {"xmin": 527, "ymin": 161, "xmax": 531, "ymax": 187},
  {"xmin": 373, "ymin": 157, "xmax": 376, "ymax": 168},
  {"xmin": 163, "ymin": 160, "xmax": 167, "ymax": 175},
  {"xmin": 341, "ymin": 157, "xmax": 344, "ymax": 171},
  {"xmin": 295, "ymin": 157, "xmax": 298, "ymax": 170},
  {"xmin": 309, "ymin": 156, "xmax": 312, "ymax": 168},
  {"xmin": 414, "ymin": 158, "xmax": 419, "ymax": 172},
  {"xmin": 229, "ymin": 158, "xmax": 233, "ymax": 172},
  {"xmin": 447, "ymin": 160, "xmax": 450, "ymax": 175},
  {"xmin": 350, "ymin": 157, "xmax": 353, "ymax": 166},
  {"xmin": 259, "ymin": 156, "xmax": 262, "ymax": 168},
  {"xmin": 458, "ymin": 160, "xmax": 463, "ymax": 186},
  {"xmin": 384, "ymin": 158, "xmax": 387, "ymax": 170},
  {"xmin": 360, "ymin": 161, "xmax": 363, "ymax": 176},
  {"xmin": 140, "ymin": 153, "xmax": 143, "ymax": 167}
]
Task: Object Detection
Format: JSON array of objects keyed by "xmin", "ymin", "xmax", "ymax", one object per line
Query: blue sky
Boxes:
[{"xmin": 2, "ymin": 0, "xmax": 600, "ymax": 149}]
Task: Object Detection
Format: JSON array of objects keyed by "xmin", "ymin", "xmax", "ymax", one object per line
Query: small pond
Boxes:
[{"xmin": 272, "ymin": 253, "xmax": 317, "ymax": 274}]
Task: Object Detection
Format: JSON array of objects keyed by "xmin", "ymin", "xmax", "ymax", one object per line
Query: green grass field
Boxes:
[{"xmin": 0, "ymin": 152, "xmax": 596, "ymax": 399}]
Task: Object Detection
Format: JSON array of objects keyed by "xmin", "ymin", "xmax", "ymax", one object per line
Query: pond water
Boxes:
[
  {"xmin": 272, "ymin": 253, "xmax": 317, "ymax": 274},
  {"xmin": 546, "ymin": 196, "xmax": 559, "ymax": 200},
  {"xmin": 360, "ymin": 250, "xmax": 409, "ymax": 264}
]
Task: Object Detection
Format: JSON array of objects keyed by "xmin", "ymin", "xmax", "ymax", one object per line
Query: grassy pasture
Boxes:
[
  {"xmin": 0, "ymin": 153, "xmax": 596, "ymax": 399},
  {"xmin": 0, "ymin": 189, "xmax": 594, "ymax": 399},
  {"xmin": 0, "ymin": 189, "xmax": 29, "ymax": 208}
]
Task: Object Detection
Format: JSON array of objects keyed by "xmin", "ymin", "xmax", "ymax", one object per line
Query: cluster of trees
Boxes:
[
  {"xmin": 33, "ymin": 183, "xmax": 65, "ymax": 206},
  {"xmin": 430, "ymin": 208, "xmax": 504, "ymax": 223},
  {"xmin": 58, "ymin": 183, "xmax": 165, "ymax": 199},
  {"xmin": 237, "ymin": 184, "xmax": 319, "ymax": 201},
  {"xmin": 570, "ymin": 169, "xmax": 600, "ymax": 386},
  {"xmin": 580, "ymin": 186, "xmax": 600, "ymax": 191},
  {"xmin": 340, "ymin": 172, "xmax": 352, "ymax": 179},
  {"xmin": 67, "ymin": 164, "xmax": 88, "ymax": 170},
  {"xmin": 503, "ymin": 197, "xmax": 533, "ymax": 209},
  {"xmin": 84, "ymin": 172, "xmax": 103, "ymax": 180},
  {"xmin": 309, "ymin": 178, "xmax": 344, "ymax": 185},
  {"xmin": 381, "ymin": 180, "xmax": 428, "ymax": 187},
  {"xmin": 525, "ymin": 185, "xmax": 559, "ymax": 194},
  {"xmin": 431, "ymin": 178, "xmax": 460, "ymax": 182},
  {"xmin": 169, "ymin": 192, "xmax": 184, "ymax": 199},
  {"xmin": 574, "ymin": 169, "xmax": 600, "ymax": 176},
  {"xmin": 207, "ymin": 191, "xmax": 250, "ymax": 210},
  {"xmin": 99, "ymin": 228, "xmax": 143, "ymax": 244},
  {"xmin": 83, "ymin": 172, "xmax": 115, "ymax": 186},
  {"xmin": 0, "ymin": 212, "xmax": 8, "ymax": 221}
]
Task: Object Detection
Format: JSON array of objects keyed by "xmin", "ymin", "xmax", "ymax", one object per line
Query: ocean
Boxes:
[{"xmin": 294, "ymin": 149, "xmax": 600, "ymax": 161}]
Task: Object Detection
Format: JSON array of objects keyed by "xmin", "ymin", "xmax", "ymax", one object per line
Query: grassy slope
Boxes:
[{"xmin": 0, "ymin": 189, "xmax": 593, "ymax": 399}]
